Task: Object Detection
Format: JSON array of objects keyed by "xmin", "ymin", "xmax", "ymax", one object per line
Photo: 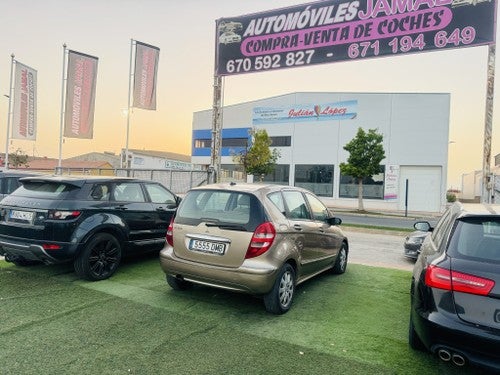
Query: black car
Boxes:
[
  {"xmin": 0, "ymin": 170, "xmax": 40, "ymax": 199},
  {"xmin": 409, "ymin": 202, "xmax": 500, "ymax": 372},
  {"xmin": 403, "ymin": 229, "xmax": 429, "ymax": 260},
  {"xmin": 0, "ymin": 175, "xmax": 180, "ymax": 280}
]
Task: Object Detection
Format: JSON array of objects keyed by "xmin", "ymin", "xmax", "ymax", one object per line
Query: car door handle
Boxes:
[
  {"xmin": 319, "ymin": 228, "xmax": 325, "ymax": 233},
  {"xmin": 156, "ymin": 207, "xmax": 166, "ymax": 211},
  {"xmin": 115, "ymin": 205, "xmax": 128, "ymax": 210},
  {"xmin": 293, "ymin": 224, "xmax": 302, "ymax": 231}
]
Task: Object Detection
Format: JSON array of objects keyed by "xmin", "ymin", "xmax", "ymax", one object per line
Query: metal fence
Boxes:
[{"xmin": 55, "ymin": 167, "xmax": 212, "ymax": 194}]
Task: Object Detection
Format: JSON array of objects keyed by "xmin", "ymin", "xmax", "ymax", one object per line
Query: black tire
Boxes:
[
  {"xmin": 332, "ymin": 243, "xmax": 348, "ymax": 274},
  {"xmin": 166, "ymin": 275, "xmax": 192, "ymax": 291},
  {"xmin": 409, "ymin": 314, "xmax": 425, "ymax": 351},
  {"xmin": 74, "ymin": 233, "xmax": 122, "ymax": 281},
  {"xmin": 263, "ymin": 263, "xmax": 296, "ymax": 315}
]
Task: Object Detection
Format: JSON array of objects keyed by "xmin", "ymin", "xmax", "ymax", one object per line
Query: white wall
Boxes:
[{"xmin": 192, "ymin": 92, "xmax": 450, "ymax": 212}]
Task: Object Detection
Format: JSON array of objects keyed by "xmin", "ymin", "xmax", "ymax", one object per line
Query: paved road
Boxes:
[
  {"xmin": 343, "ymin": 227, "xmax": 415, "ymax": 272},
  {"xmin": 336, "ymin": 212, "xmax": 438, "ymax": 230}
]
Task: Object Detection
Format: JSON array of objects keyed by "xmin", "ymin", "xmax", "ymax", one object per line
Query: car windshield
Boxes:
[
  {"xmin": 12, "ymin": 181, "xmax": 76, "ymax": 198},
  {"xmin": 175, "ymin": 190, "xmax": 266, "ymax": 231},
  {"xmin": 448, "ymin": 217, "xmax": 500, "ymax": 263}
]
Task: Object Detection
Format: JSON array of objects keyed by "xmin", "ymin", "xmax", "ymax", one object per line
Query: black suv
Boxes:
[
  {"xmin": 0, "ymin": 175, "xmax": 180, "ymax": 280},
  {"xmin": 0, "ymin": 170, "xmax": 40, "ymax": 199}
]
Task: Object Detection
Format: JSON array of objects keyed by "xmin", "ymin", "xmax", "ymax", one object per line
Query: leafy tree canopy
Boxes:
[
  {"xmin": 339, "ymin": 128, "xmax": 385, "ymax": 179},
  {"xmin": 233, "ymin": 128, "xmax": 280, "ymax": 180}
]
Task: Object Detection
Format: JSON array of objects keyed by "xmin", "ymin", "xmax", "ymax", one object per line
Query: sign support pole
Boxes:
[
  {"xmin": 482, "ymin": 44, "xmax": 495, "ymax": 203},
  {"xmin": 210, "ymin": 75, "xmax": 223, "ymax": 183},
  {"xmin": 57, "ymin": 44, "xmax": 67, "ymax": 174},
  {"xmin": 124, "ymin": 39, "xmax": 135, "ymax": 171},
  {"xmin": 4, "ymin": 54, "xmax": 15, "ymax": 170}
]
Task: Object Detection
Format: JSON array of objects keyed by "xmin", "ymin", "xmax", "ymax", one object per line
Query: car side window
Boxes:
[
  {"xmin": 113, "ymin": 183, "xmax": 146, "ymax": 202},
  {"xmin": 283, "ymin": 191, "xmax": 310, "ymax": 220},
  {"xmin": 267, "ymin": 192, "xmax": 285, "ymax": 214},
  {"xmin": 144, "ymin": 183, "xmax": 176, "ymax": 204},
  {"xmin": 4, "ymin": 177, "xmax": 21, "ymax": 194},
  {"xmin": 305, "ymin": 193, "xmax": 329, "ymax": 222},
  {"xmin": 89, "ymin": 184, "xmax": 110, "ymax": 201}
]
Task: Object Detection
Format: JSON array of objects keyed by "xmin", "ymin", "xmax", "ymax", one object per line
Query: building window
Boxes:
[
  {"xmin": 194, "ymin": 139, "xmax": 211, "ymax": 148},
  {"xmin": 339, "ymin": 165, "xmax": 385, "ymax": 199},
  {"xmin": 263, "ymin": 165, "xmax": 290, "ymax": 184},
  {"xmin": 270, "ymin": 136, "xmax": 291, "ymax": 147},
  {"xmin": 222, "ymin": 138, "xmax": 248, "ymax": 147},
  {"xmin": 294, "ymin": 164, "xmax": 333, "ymax": 197}
]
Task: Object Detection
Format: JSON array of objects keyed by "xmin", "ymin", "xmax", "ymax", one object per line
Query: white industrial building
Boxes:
[{"xmin": 192, "ymin": 92, "xmax": 450, "ymax": 213}]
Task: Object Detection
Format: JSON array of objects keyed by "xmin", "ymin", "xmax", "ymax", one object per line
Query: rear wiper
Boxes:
[{"xmin": 205, "ymin": 221, "xmax": 246, "ymax": 231}]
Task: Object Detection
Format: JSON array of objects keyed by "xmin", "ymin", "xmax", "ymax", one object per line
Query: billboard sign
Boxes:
[
  {"xmin": 216, "ymin": 0, "xmax": 497, "ymax": 76},
  {"xmin": 133, "ymin": 41, "xmax": 160, "ymax": 110},
  {"xmin": 252, "ymin": 100, "xmax": 357, "ymax": 124},
  {"xmin": 12, "ymin": 62, "xmax": 37, "ymax": 140},
  {"xmin": 64, "ymin": 50, "xmax": 98, "ymax": 139}
]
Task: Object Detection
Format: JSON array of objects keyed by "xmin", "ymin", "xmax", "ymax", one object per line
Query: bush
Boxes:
[{"xmin": 446, "ymin": 192, "xmax": 457, "ymax": 203}]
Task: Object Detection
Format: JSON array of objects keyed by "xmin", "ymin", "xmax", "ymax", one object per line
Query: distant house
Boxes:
[
  {"xmin": 122, "ymin": 149, "xmax": 199, "ymax": 170},
  {"xmin": 66, "ymin": 152, "xmax": 121, "ymax": 168}
]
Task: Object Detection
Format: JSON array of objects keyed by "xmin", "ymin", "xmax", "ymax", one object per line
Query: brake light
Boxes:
[
  {"xmin": 245, "ymin": 222, "xmax": 276, "ymax": 259},
  {"xmin": 48, "ymin": 210, "xmax": 82, "ymax": 220},
  {"xmin": 425, "ymin": 265, "xmax": 495, "ymax": 296},
  {"xmin": 42, "ymin": 244, "xmax": 62, "ymax": 250},
  {"xmin": 166, "ymin": 217, "xmax": 174, "ymax": 247}
]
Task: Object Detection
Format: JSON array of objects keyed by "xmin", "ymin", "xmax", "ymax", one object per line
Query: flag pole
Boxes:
[
  {"xmin": 4, "ymin": 54, "xmax": 15, "ymax": 170},
  {"xmin": 124, "ymin": 38, "xmax": 135, "ymax": 171},
  {"xmin": 57, "ymin": 43, "xmax": 67, "ymax": 174}
]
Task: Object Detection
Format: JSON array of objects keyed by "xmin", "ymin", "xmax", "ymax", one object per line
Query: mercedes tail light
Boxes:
[
  {"xmin": 245, "ymin": 222, "xmax": 276, "ymax": 259},
  {"xmin": 166, "ymin": 217, "xmax": 174, "ymax": 247},
  {"xmin": 425, "ymin": 265, "xmax": 495, "ymax": 296}
]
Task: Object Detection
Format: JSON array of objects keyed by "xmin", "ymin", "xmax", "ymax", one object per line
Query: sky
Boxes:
[{"xmin": 1, "ymin": 0, "xmax": 499, "ymax": 188}]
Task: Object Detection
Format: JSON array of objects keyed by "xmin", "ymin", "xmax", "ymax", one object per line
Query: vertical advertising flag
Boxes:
[
  {"xmin": 64, "ymin": 50, "xmax": 98, "ymax": 139},
  {"xmin": 12, "ymin": 62, "xmax": 37, "ymax": 140},
  {"xmin": 133, "ymin": 41, "xmax": 160, "ymax": 110}
]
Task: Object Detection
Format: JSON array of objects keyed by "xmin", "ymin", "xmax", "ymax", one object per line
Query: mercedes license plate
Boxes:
[{"xmin": 189, "ymin": 239, "xmax": 227, "ymax": 255}]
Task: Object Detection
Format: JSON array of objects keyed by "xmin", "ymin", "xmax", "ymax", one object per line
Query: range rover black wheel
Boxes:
[
  {"xmin": 74, "ymin": 233, "xmax": 122, "ymax": 281},
  {"xmin": 263, "ymin": 263, "xmax": 295, "ymax": 315}
]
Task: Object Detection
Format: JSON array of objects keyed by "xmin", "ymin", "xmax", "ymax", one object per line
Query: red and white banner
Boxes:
[
  {"xmin": 133, "ymin": 41, "xmax": 159, "ymax": 110},
  {"xmin": 64, "ymin": 50, "xmax": 98, "ymax": 139},
  {"xmin": 13, "ymin": 62, "xmax": 37, "ymax": 140}
]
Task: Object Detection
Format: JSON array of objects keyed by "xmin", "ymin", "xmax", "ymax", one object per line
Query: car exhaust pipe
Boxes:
[
  {"xmin": 452, "ymin": 353, "xmax": 466, "ymax": 367},
  {"xmin": 437, "ymin": 348, "xmax": 452, "ymax": 362}
]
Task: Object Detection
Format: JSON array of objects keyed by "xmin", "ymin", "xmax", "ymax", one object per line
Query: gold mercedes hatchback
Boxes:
[{"xmin": 159, "ymin": 183, "xmax": 348, "ymax": 314}]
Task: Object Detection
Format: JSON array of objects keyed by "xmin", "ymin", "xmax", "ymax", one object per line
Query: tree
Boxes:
[
  {"xmin": 233, "ymin": 128, "xmax": 280, "ymax": 182},
  {"xmin": 8, "ymin": 148, "xmax": 30, "ymax": 168},
  {"xmin": 340, "ymin": 128, "xmax": 385, "ymax": 211}
]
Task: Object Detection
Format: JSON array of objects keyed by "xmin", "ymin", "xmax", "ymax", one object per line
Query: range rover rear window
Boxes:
[
  {"xmin": 12, "ymin": 181, "xmax": 76, "ymax": 198},
  {"xmin": 175, "ymin": 190, "xmax": 266, "ymax": 232}
]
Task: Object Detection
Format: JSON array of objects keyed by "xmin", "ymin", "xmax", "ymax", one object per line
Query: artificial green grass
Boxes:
[{"xmin": 0, "ymin": 258, "xmax": 484, "ymax": 375}]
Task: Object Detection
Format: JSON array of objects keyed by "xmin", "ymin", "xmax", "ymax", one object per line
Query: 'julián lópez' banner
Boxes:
[
  {"xmin": 253, "ymin": 100, "xmax": 357, "ymax": 124},
  {"xmin": 216, "ymin": 0, "xmax": 496, "ymax": 76}
]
